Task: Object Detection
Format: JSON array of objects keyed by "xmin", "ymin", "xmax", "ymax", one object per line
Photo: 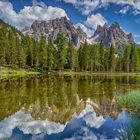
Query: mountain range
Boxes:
[
  {"xmin": 22, "ymin": 17, "xmax": 136, "ymax": 48},
  {"xmin": 22, "ymin": 17, "xmax": 87, "ymax": 47},
  {"xmin": 89, "ymin": 22, "xmax": 135, "ymax": 47}
]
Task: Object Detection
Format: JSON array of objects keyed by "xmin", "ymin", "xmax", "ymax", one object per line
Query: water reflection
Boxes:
[
  {"xmin": 0, "ymin": 102, "xmax": 130, "ymax": 140},
  {"xmin": 0, "ymin": 75, "xmax": 140, "ymax": 139},
  {"xmin": 0, "ymin": 75, "xmax": 140, "ymax": 121}
]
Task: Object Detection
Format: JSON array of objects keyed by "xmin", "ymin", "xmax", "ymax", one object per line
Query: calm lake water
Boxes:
[{"xmin": 0, "ymin": 74, "xmax": 140, "ymax": 140}]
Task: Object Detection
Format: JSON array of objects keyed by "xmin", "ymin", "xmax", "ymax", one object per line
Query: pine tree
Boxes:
[
  {"xmin": 81, "ymin": 42, "xmax": 89, "ymax": 71},
  {"xmin": 78, "ymin": 45, "xmax": 83, "ymax": 71},
  {"xmin": 109, "ymin": 45, "xmax": 116, "ymax": 72},
  {"xmin": 104, "ymin": 48, "xmax": 110, "ymax": 72},
  {"xmin": 56, "ymin": 34, "xmax": 67, "ymax": 71},
  {"xmin": 123, "ymin": 46, "xmax": 131, "ymax": 72},
  {"xmin": 32, "ymin": 40, "xmax": 39, "ymax": 68},
  {"xmin": 92, "ymin": 44, "xmax": 101, "ymax": 72},
  {"xmin": 130, "ymin": 46, "xmax": 140, "ymax": 72},
  {"xmin": 73, "ymin": 48, "xmax": 78, "ymax": 71},
  {"xmin": 38, "ymin": 35, "xmax": 47, "ymax": 69},
  {"xmin": 18, "ymin": 43, "xmax": 26, "ymax": 68},
  {"xmin": 116, "ymin": 55, "xmax": 123, "ymax": 72},
  {"xmin": 26, "ymin": 37, "xmax": 34, "ymax": 67},
  {"xmin": 99, "ymin": 44, "xmax": 105, "ymax": 71},
  {"xmin": 47, "ymin": 43, "xmax": 55, "ymax": 71},
  {"xmin": 0, "ymin": 28, "xmax": 7, "ymax": 65},
  {"xmin": 7, "ymin": 31, "xmax": 18, "ymax": 66},
  {"xmin": 67, "ymin": 42, "xmax": 75, "ymax": 70}
]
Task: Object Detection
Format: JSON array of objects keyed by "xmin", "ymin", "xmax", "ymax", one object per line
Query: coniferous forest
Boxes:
[{"xmin": 0, "ymin": 19, "xmax": 140, "ymax": 73}]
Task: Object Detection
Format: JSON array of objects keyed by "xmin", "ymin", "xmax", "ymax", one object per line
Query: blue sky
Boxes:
[{"xmin": 0, "ymin": 0, "xmax": 140, "ymax": 42}]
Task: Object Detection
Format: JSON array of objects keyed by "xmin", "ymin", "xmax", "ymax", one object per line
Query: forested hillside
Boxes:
[{"xmin": 0, "ymin": 19, "xmax": 140, "ymax": 72}]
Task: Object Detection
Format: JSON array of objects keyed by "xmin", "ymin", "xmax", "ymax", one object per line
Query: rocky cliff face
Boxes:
[
  {"xmin": 89, "ymin": 22, "xmax": 135, "ymax": 47},
  {"xmin": 22, "ymin": 17, "xmax": 87, "ymax": 47}
]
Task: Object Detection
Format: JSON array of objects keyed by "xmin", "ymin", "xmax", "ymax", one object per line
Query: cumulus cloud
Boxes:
[
  {"xmin": 119, "ymin": 6, "xmax": 130, "ymax": 14},
  {"xmin": 62, "ymin": 0, "xmax": 140, "ymax": 15},
  {"xmin": 75, "ymin": 23, "xmax": 94, "ymax": 37},
  {"xmin": 0, "ymin": 1, "xmax": 68, "ymax": 30},
  {"xmin": 0, "ymin": 111, "xmax": 66, "ymax": 139},
  {"xmin": 75, "ymin": 104, "xmax": 105, "ymax": 128},
  {"xmin": 0, "ymin": 104, "xmax": 105, "ymax": 139},
  {"xmin": 85, "ymin": 13, "xmax": 107, "ymax": 30},
  {"xmin": 133, "ymin": 10, "xmax": 140, "ymax": 15}
]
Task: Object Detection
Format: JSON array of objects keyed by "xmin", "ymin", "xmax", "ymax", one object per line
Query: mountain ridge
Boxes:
[
  {"xmin": 88, "ymin": 22, "xmax": 135, "ymax": 47},
  {"xmin": 22, "ymin": 17, "xmax": 136, "ymax": 48},
  {"xmin": 22, "ymin": 17, "xmax": 87, "ymax": 47}
]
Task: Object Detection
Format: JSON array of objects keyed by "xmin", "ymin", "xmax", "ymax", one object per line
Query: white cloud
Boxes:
[
  {"xmin": 0, "ymin": 103, "xmax": 105, "ymax": 139},
  {"xmin": 62, "ymin": 0, "xmax": 140, "ymax": 15},
  {"xmin": 133, "ymin": 10, "xmax": 140, "ymax": 15},
  {"xmin": 75, "ymin": 104, "xmax": 105, "ymax": 128},
  {"xmin": 0, "ymin": 1, "xmax": 68, "ymax": 30},
  {"xmin": 75, "ymin": 23, "xmax": 94, "ymax": 37},
  {"xmin": 119, "ymin": 6, "xmax": 130, "ymax": 14},
  {"xmin": 0, "ymin": 111, "xmax": 66, "ymax": 139},
  {"xmin": 85, "ymin": 13, "xmax": 107, "ymax": 30}
]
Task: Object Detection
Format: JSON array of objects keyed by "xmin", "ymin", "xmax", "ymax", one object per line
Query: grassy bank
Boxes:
[
  {"xmin": 57, "ymin": 71, "xmax": 140, "ymax": 76},
  {"xmin": 1, "ymin": 69, "xmax": 140, "ymax": 79},
  {"xmin": 117, "ymin": 90, "xmax": 140, "ymax": 111},
  {"xmin": 0, "ymin": 68, "xmax": 40, "ymax": 79}
]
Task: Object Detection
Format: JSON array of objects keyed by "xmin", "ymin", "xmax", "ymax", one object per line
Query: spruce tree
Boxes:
[
  {"xmin": 81, "ymin": 42, "xmax": 89, "ymax": 71},
  {"xmin": 38, "ymin": 35, "xmax": 48, "ymax": 69},
  {"xmin": 123, "ymin": 46, "xmax": 131, "ymax": 72},
  {"xmin": 56, "ymin": 34, "xmax": 67, "ymax": 71},
  {"xmin": 109, "ymin": 45, "xmax": 116, "ymax": 72},
  {"xmin": 130, "ymin": 46, "xmax": 140, "ymax": 72},
  {"xmin": 0, "ymin": 28, "xmax": 7, "ymax": 66},
  {"xmin": 67, "ymin": 42, "xmax": 75, "ymax": 70},
  {"xmin": 47, "ymin": 43, "xmax": 55, "ymax": 71},
  {"xmin": 99, "ymin": 44, "xmax": 104, "ymax": 71},
  {"xmin": 104, "ymin": 48, "xmax": 110, "ymax": 72}
]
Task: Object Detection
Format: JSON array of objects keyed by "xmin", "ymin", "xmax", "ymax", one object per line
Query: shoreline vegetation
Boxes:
[
  {"xmin": 117, "ymin": 90, "xmax": 140, "ymax": 111},
  {"xmin": 0, "ymin": 67, "xmax": 40, "ymax": 79},
  {"xmin": 1, "ymin": 67, "xmax": 140, "ymax": 79}
]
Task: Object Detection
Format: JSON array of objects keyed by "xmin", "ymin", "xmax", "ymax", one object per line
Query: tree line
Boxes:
[{"xmin": 0, "ymin": 23, "xmax": 140, "ymax": 72}]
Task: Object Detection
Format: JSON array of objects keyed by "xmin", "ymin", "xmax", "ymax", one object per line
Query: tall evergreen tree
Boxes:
[
  {"xmin": 104, "ymin": 48, "xmax": 110, "ymax": 72},
  {"xmin": 67, "ymin": 42, "xmax": 75, "ymax": 70},
  {"xmin": 109, "ymin": 45, "xmax": 116, "ymax": 72},
  {"xmin": 99, "ymin": 44, "xmax": 105, "ymax": 71},
  {"xmin": 56, "ymin": 34, "xmax": 67, "ymax": 71},
  {"xmin": 123, "ymin": 46, "xmax": 131, "ymax": 72},
  {"xmin": 92, "ymin": 44, "xmax": 101, "ymax": 72},
  {"xmin": 32, "ymin": 39, "xmax": 39, "ymax": 68},
  {"xmin": 47, "ymin": 43, "xmax": 55, "ymax": 71},
  {"xmin": 0, "ymin": 28, "xmax": 7, "ymax": 65},
  {"xmin": 6, "ymin": 31, "xmax": 17, "ymax": 66},
  {"xmin": 81, "ymin": 42, "xmax": 89, "ymax": 71},
  {"xmin": 38, "ymin": 35, "xmax": 48, "ymax": 69},
  {"xmin": 130, "ymin": 46, "xmax": 140, "ymax": 72}
]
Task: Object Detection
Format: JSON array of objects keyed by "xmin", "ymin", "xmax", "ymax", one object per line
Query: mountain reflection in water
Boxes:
[
  {"xmin": 0, "ymin": 75, "xmax": 139, "ymax": 140},
  {"xmin": 0, "ymin": 101, "xmax": 130, "ymax": 140}
]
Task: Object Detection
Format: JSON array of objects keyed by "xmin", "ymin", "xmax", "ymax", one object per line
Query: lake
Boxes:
[{"xmin": 0, "ymin": 74, "xmax": 140, "ymax": 140}]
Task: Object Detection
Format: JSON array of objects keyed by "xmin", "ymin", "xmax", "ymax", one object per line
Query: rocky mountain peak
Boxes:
[
  {"xmin": 89, "ymin": 22, "xmax": 135, "ymax": 47},
  {"xmin": 127, "ymin": 33, "xmax": 134, "ymax": 42},
  {"xmin": 111, "ymin": 22, "xmax": 120, "ymax": 28},
  {"xmin": 22, "ymin": 17, "xmax": 87, "ymax": 47},
  {"xmin": 103, "ymin": 23, "xmax": 108, "ymax": 28}
]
